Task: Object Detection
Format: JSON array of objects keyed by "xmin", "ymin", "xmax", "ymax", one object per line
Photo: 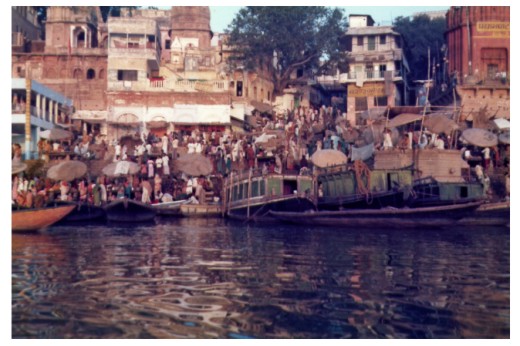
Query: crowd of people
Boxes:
[{"xmin": 12, "ymin": 104, "xmax": 510, "ymax": 209}]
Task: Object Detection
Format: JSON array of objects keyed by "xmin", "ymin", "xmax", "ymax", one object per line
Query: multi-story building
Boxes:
[
  {"xmin": 12, "ymin": 6, "xmax": 276, "ymax": 142},
  {"xmin": 12, "ymin": 78, "xmax": 73, "ymax": 159},
  {"xmin": 339, "ymin": 14, "xmax": 410, "ymax": 126},
  {"xmin": 445, "ymin": 6, "xmax": 510, "ymax": 124}
]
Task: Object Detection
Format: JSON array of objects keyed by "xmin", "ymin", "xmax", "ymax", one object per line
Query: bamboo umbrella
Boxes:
[{"xmin": 47, "ymin": 160, "xmax": 88, "ymax": 181}]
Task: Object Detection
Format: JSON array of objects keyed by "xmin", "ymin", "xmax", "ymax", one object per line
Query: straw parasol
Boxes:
[
  {"xmin": 250, "ymin": 100, "xmax": 273, "ymax": 114},
  {"xmin": 47, "ymin": 160, "xmax": 88, "ymax": 181},
  {"xmin": 461, "ymin": 128, "xmax": 498, "ymax": 147},
  {"xmin": 175, "ymin": 153, "xmax": 213, "ymax": 176},
  {"xmin": 12, "ymin": 161, "xmax": 27, "ymax": 175},
  {"xmin": 499, "ymin": 132, "xmax": 510, "ymax": 145},
  {"xmin": 386, "ymin": 113, "xmax": 422, "ymax": 128},
  {"xmin": 492, "ymin": 118, "xmax": 510, "ymax": 131},
  {"xmin": 40, "ymin": 128, "xmax": 73, "ymax": 141},
  {"xmin": 359, "ymin": 107, "xmax": 387, "ymax": 120},
  {"xmin": 310, "ymin": 149, "xmax": 348, "ymax": 168},
  {"xmin": 102, "ymin": 160, "xmax": 140, "ymax": 177},
  {"xmin": 424, "ymin": 114, "xmax": 460, "ymax": 135}
]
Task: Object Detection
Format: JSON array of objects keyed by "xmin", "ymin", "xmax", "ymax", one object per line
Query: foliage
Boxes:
[
  {"xmin": 393, "ymin": 15, "xmax": 447, "ymax": 81},
  {"xmin": 225, "ymin": 6, "xmax": 347, "ymax": 97}
]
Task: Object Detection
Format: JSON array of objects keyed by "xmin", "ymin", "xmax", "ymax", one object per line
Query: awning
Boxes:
[{"xmin": 386, "ymin": 113, "xmax": 422, "ymax": 128}]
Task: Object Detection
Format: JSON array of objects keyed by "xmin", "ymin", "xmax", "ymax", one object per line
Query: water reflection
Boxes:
[{"xmin": 12, "ymin": 219, "xmax": 509, "ymax": 338}]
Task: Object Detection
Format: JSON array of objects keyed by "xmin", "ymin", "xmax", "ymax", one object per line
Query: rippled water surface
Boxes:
[{"xmin": 12, "ymin": 219, "xmax": 509, "ymax": 338}]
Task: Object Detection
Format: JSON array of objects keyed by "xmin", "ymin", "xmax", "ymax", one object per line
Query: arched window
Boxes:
[
  {"xmin": 73, "ymin": 68, "xmax": 83, "ymax": 79},
  {"xmin": 98, "ymin": 69, "xmax": 105, "ymax": 79},
  {"xmin": 86, "ymin": 68, "xmax": 95, "ymax": 79}
]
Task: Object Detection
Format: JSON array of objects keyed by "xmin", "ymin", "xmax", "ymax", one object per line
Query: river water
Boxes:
[{"xmin": 12, "ymin": 218, "xmax": 509, "ymax": 339}]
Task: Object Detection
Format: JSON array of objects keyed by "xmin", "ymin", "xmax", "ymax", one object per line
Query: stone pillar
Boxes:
[{"xmin": 36, "ymin": 94, "xmax": 41, "ymax": 118}]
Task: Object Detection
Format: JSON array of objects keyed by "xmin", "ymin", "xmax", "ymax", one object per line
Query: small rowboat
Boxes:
[
  {"xmin": 152, "ymin": 199, "xmax": 189, "ymax": 216},
  {"xmin": 12, "ymin": 204, "xmax": 76, "ymax": 232}
]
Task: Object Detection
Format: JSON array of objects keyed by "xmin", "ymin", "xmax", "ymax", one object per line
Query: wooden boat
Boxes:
[
  {"xmin": 12, "ymin": 204, "xmax": 76, "ymax": 232},
  {"xmin": 180, "ymin": 203, "xmax": 222, "ymax": 218},
  {"xmin": 223, "ymin": 170, "xmax": 317, "ymax": 222},
  {"xmin": 315, "ymin": 161, "xmax": 412, "ymax": 211},
  {"xmin": 152, "ymin": 199, "xmax": 189, "ymax": 216},
  {"xmin": 408, "ymin": 176, "xmax": 485, "ymax": 208},
  {"xmin": 104, "ymin": 198, "xmax": 156, "ymax": 222},
  {"xmin": 54, "ymin": 201, "xmax": 106, "ymax": 222},
  {"xmin": 269, "ymin": 201, "xmax": 483, "ymax": 229},
  {"xmin": 457, "ymin": 200, "xmax": 510, "ymax": 226}
]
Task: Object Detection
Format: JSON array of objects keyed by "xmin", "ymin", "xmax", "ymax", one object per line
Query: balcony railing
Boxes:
[
  {"xmin": 338, "ymin": 70, "xmax": 401, "ymax": 83},
  {"xmin": 108, "ymin": 78, "xmax": 228, "ymax": 92}
]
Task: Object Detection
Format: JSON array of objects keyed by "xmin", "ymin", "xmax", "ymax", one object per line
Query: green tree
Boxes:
[
  {"xmin": 225, "ymin": 6, "xmax": 347, "ymax": 98},
  {"xmin": 393, "ymin": 15, "xmax": 447, "ymax": 82}
]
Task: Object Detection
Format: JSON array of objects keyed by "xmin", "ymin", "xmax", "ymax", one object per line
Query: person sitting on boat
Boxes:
[
  {"xmin": 383, "ymin": 130, "xmax": 393, "ymax": 150},
  {"xmin": 434, "ymin": 136, "xmax": 445, "ymax": 150}
]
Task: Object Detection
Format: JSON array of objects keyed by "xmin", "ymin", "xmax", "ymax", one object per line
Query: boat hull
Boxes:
[
  {"xmin": 227, "ymin": 196, "xmax": 316, "ymax": 222},
  {"xmin": 269, "ymin": 202, "xmax": 483, "ymax": 228},
  {"xmin": 55, "ymin": 202, "xmax": 106, "ymax": 222},
  {"xmin": 318, "ymin": 190, "xmax": 405, "ymax": 211},
  {"xmin": 12, "ymin": 205, "xmax": 76, "ymax": 232},
  {"xmin": 104, "ymin": 199, "xmax": 156, "ymax": 222},
  {"xmin": 152, "ymin": 200, "xmax": 188, "ymax": 216},
  {"xmin": 180, "ymin": 203, "xmax": 222, "ymax": 218},
  {"xmin": 457, "ymin": 201, "xmax": 510, "ymax": 226}
]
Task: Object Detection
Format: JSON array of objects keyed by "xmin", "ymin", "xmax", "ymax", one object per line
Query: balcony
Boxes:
[
  {"xmin": 338, "ymin": 70, "xmax": 402, "ymax": 83},
  {"xmin": 108, "ymin": 78, "xmax": 229, "ymax": 93}
]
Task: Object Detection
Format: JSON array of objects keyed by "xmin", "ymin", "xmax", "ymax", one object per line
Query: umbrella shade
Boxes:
[
  {"xmin": 47, "ymin": 160, "xmax": 87, "ymax": 181},
  {"xmin": 499, "ymin": 132, "xmax": 510, "ymax": 144},
  {"xmin": 424, "ymin": 115, "xmax": 459, "ymax": 135},
  {"xmin": 250, "ymin": 100, "xmax": 273, "ymax": 113},
  {"xmin": 311, "ymin": 149, "xmax": 347, "ymax": 168},
  {"xmin": 461, "ymin": 128, "xmax": 498, "ymax": 147},
  {"xmin": 360, "ymin": 107, "xmax": 387, "ymax": 120},
  {"xmin": 12, "ymin": 162, "xmax": 27, "ymax": 175},
  {"xmin": 492, "ymin": 118, "xmax": 510, "ymax": 130},
  {"xmin": 102, "ymin": 160, "xmax": 140, "ymax": 177},
  {"xmin": 40, "ymin": 128, "xmax": 73, "ymax": 141},
  {"xmin": 386, "ymin": 113, "xmax": 422, "ymax": 128},
  {"xmin": 175, "ymin": 153, "xmax": 213, "ymax": 176}
]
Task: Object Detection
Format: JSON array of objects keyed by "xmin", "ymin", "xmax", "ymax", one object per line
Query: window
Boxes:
[
  {"xmin": 368, "ymin": 36, "xmax": 376, "ymax": 51},
  {"xmin": 357, "ymin": 37, "xmax": 363, "ymax": 46},
  {"xmin": 380, "ymin": 35, "xmax": 386, "ymax": 45},
  {"xmin": 86, "ymin": 69, "xmax": 95, "ymax": 80},
  {"xmin": 366, "ymin": 65, "xmax": 374, "ymax": 79},
  {"xmin": 375, "ymin": 96, "xmax": 388, "ymax": 106},
  {"xmin": 236, "ymin": 81, "xmax": 243, "ymax": 97},
  {"xmin": 165, "ymin": 40, "xmax": 171, "ymax": 49},
  {"xmin": 117, "ymin": 70, "xmax": 138, "ymax": 81},
  {"xmin": 355, "ymin": 97, "xmax": 368, "ymax": 112}
]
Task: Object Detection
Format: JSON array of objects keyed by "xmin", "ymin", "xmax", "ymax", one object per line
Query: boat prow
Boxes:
[{"xmin": 12, "ymin": 204, "xmax": 76, "ymax": 232}]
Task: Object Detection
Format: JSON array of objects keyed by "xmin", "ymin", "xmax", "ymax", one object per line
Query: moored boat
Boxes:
[
  {"xmin": 54, "ymin": 201, "xmax": 106, "ymax": 223},
  {"xmin": 457, "ymin": 200, "xmax": 510, "ymax": 226},
  {"xmin": 12, "ymin": 204, "xmax": 76, "ymax": 232},
  {"xmin": 104, "ymin": 199, "xmax": 156, "ymax": 222},
  {"xmin": 269, "ymin": 201, "xmax": 483, "ymax": 229},
  {"xmin": 180, "ymin": 203, "xmax": 222, "ymax": 218},
  {"xmin": 152, "ymin": 199, "xmax": 189, "ymax": 216},
  {"xmin": 223, "ymin": 169, "xmax": 317, "ymax": 222}
]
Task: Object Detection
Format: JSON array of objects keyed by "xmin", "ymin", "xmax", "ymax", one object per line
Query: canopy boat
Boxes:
[
  {"xmin": 315, "ymin": 162, "xmax": 411, "ymax": 211},
  {"xmin": 12, "ymin": 204, "xmax": 76, "ymax": 232},
  {"xmin": 223, "ymin": 169, "xmax": 316, "ymax": 222},
  {"xmin": 104, "ymin": 199, "xmax": 156, "ymax": 222},
  {"xmin": 408, "ymin": 176, "xmax": 485, "ymax": 208},
  {"xmin": 152, "ymin": 199, "xmax": 189, "ymax": 216},
  {"xmin": 269, "ymin": 201, "xmax": 482, "ymax": 229},
  {"xmin": 180, "ymin": 203, "xmax": 222, "ymax": 218}
]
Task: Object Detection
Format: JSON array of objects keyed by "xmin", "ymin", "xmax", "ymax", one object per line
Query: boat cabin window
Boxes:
[
  {"xmin": 283, "ymin": 179, "xmax": 298, "ymax": 196},
  {"xmin": 460, "ymin": 186, "xmax": 468, "ymax": 198},
  {"xmin": 232, "ymin": 185, "xmax": 238, "ymax": 201},
  {"xmin": 251, "ymin": 180, "xmax": 265, "ymax": 197}
]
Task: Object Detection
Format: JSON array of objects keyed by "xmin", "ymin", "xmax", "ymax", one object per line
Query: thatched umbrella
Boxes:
[
  {"xmin": 102, "ymin": 160, "xmax": 140, "ymax": 177},
  {"xmin": 424, "ymin": 114, "xmax": 460, "ymax": 135},
  {"xmin": 310, "ymin": 149, "xmax": 347, "ymax": 168},
  {"xmin": 12, "ymin": 161, "xmax": 27, "ymax": 175},
  {"xmin": 47, "ymin": 160, "xmax": 88, "ymax": 181},
  {"xmin": 386, "ymin": 113, "xmax": 422, "ymax": 128},
  {"xmin": 40, "ymin": 128, "xmax": 73, "ymax": 141},
  {"xmin": 175, "ymin": 153, "xmax": 213, "ymax": 176},
  {"xmin": 250, "ymin": 100, "xmax": 273, "ymax": 114},
  {"xmin": 461, "ymin": 128, "xmax": 498, "ymax": 147},
  {"xmin": 499, "ymin": 132, "xmax": 510, "ymax": 145}
]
